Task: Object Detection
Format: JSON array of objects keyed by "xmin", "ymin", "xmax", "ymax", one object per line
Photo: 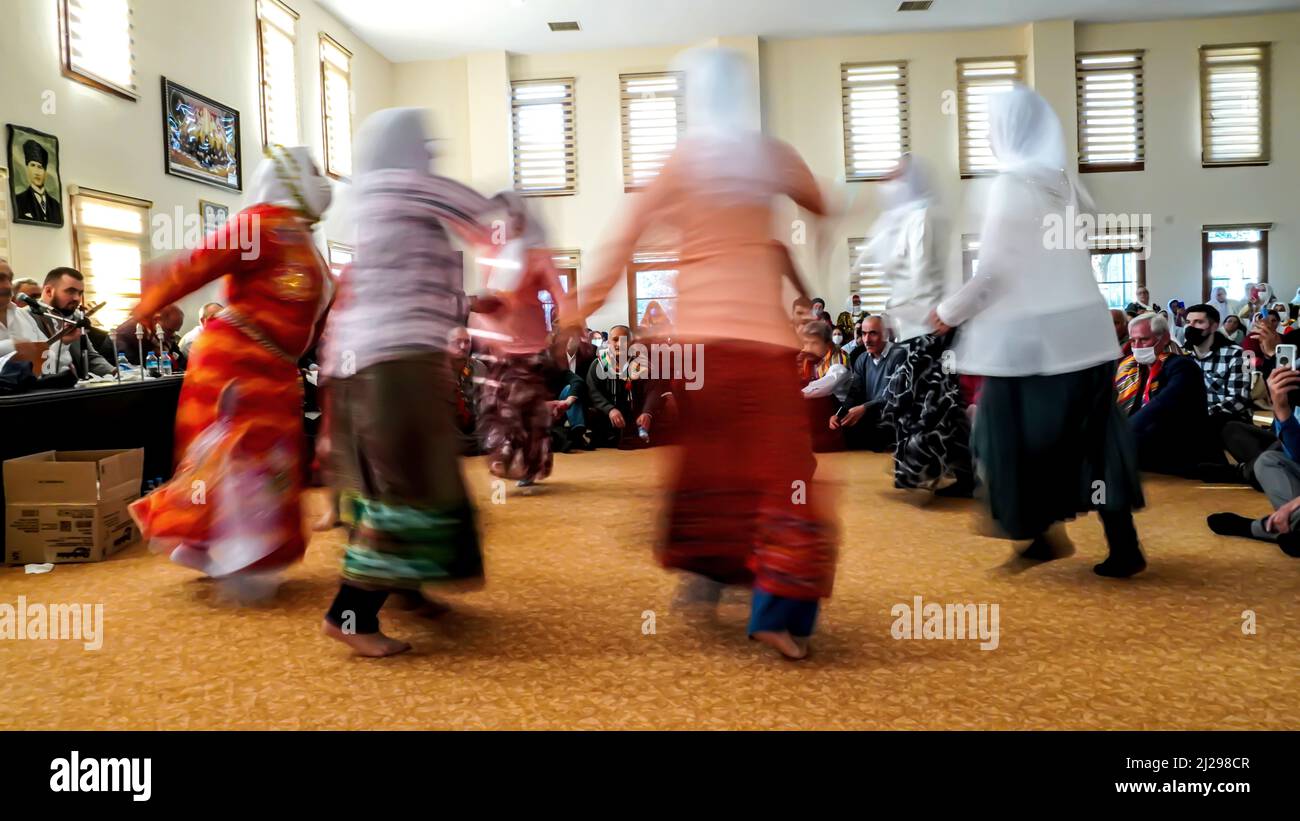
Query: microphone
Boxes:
[{"xmin": 16, "ymin": 293, "xmax": 49, "ymax": 315}]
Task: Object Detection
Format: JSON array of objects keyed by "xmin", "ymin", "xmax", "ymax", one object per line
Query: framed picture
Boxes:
[
  {"xmin": 200, "ymin": 199, "xmax": 229, "ymax": 234},
  {"xmin": 162, "ymin": 78, "xmax": 242, "ymax": 191},
  {"xmin": 6, "ymin": 124, "xmax": 64, "ymax": 228}
]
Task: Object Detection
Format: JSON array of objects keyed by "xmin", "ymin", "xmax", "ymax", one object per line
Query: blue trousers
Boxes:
[
  {"xmin": 748, "ymin": 590, "xmax": 820, "ymax": 638},
  {"xmin": 559, "ymin": 384, "xmax": 586, "ymax": 429}
]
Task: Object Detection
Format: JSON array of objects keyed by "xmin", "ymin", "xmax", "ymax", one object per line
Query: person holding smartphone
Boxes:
[{"xmin": 1207, "ymin": 363, "xmax": 1300, "ymax": 557}]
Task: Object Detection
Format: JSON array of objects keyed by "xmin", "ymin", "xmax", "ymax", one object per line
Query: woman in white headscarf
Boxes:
[
  {"xmin": 931, "ymin": 85, "xmax": 1147, "ymax": 578},
  {"xmin": 128, "ymin": 145, "xmax": 336, "ymax": 600},
  {"xmin": 320, "ymin": 108, "xmax": 521, "ymax": 658},
  {"xmin": 580, "ymin": 47, "xmax": 838, "ymax": 660},
  {"xmin": 1208, "ymin": 286, "xmax": 1233, "ymax": 325},
  {"xmin": 1237, "ymin": 281, "xmax": 1274, "ymax": 321},
  {"xmin": 860, "ymin": 155, "xmax": 973, "ymax": 495}
]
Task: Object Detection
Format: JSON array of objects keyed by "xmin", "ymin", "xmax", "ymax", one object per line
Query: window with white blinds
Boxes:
[
  {"xmin": 326, "ymin": 241, "xmax": 353, "ymax": 277},
  {"xmin": 1076, "ymin": 51, "xmax": 1145, "ymax": 171},
  {"xmin": 1200, "ymin": 43, "xmax": 1270, "ymax": 167},
  {"xmin": 257, "ymin": 0, "xmax": 300, "ymax": 148},
  {"xmin": 69, "ymin": 188, "xmax": 152, "ymax": 332},
  {"xmin": 0, "ymin": 168, "xmax": 11, "ymax": 265},
  {"xmin": 620, "ymin": 72, "xmax": 685, "ymax": 191},
  {"xmin": 58, "ymin": 0, "xmax": 137, "ymax": 99},
  {"xmin": 956, "ymin": 57, "xmax": 1024, "ymax": 177},
  {"xmin": 511, "ymin": 79, "xmax": 577, "ymax": 196},
  {"xmin": 320, "ymin": 34, "xmax": 353, "ymax": 179},
  {"xmin": 841, "ymin": 61, "xmax": 910, "ymax": 181},
  {"xmin": 848, "ymin": 238, "xmax": 888, "ymax": 313}
]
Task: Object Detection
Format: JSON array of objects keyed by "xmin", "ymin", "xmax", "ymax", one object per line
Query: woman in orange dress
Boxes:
[{"xmin": 129, "ymin": 146, "xmax": 334, "ymax": 599}]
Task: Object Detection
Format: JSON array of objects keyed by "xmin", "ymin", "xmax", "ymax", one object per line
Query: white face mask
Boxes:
[
  {"xmin": 1132, "ymin": 346, "xmax": 1157, "ymax": 365},
  {"xmin": 832, "ymin": 334, "xmax": 843, "ymax": 346}
]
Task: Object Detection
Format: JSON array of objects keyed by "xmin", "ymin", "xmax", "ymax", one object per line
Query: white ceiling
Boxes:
[{"xmin": 318, "ymin": 0, "xmax": 1300, "ymax": 63}]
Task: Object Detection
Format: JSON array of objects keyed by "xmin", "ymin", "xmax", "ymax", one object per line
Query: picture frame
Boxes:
[
  {"xmin": 161, "ymin": 77, "xmax": 242, "ymax": 191},
  {"xmin": 6, "ymin": 124, "xmax": 64, "ymax": 228},
  {"xmin": 199, "ymin": 199, "xmax": 230, "ymax": 235}
]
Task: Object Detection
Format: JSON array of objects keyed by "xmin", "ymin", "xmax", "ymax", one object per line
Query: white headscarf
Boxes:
[
  {"xmin": 671, "ymin": 47, "xmax": 774, "ymax": 197},
  {"xmin": 1209, "ymin": 286, "xmax": 1232, "ymax": 321},
  {"xmin": 861, "ymin": 154, "xmax": 936, "ymax": 268},
  {"xmin": 989, "ymin": 84, "xmax": 1094, "ymax": 212},
  {"xmin": 247, "ymin": 145, "xmax": 332, "ymax": 222},
  {"xmin": 354, "ymin": 107, "xmax": 435, "ymax": 177}
]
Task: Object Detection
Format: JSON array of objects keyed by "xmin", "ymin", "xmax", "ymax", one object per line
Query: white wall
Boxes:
[
  {"xmin": 389, "ymin": 10, "xmax": 1300, "ymax": 330},
  {"xmin": 0, "ymin": 0, "xmax": 392, "ymax": 332}
]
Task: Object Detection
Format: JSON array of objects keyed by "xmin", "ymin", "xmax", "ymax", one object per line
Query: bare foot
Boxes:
[
  {"xmin": 321, "ymin": 619, "xmax": 412, "ymax": 658},
  {"xmin": 751, "ymin": 630, "xmax": 807, "ymax": 660},
  {"xmin": 311, "ymin": 508, "xmax": 340, "ymax": 532}
]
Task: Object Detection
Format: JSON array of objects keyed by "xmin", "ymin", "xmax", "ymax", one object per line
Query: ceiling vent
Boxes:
[
  {"xmin": 898, "ymin": 1, "xmax": 933, "ymax": 11},
  {"xmin": 548, "ymin": 21, "xmax": 580, "ymax": 32}
]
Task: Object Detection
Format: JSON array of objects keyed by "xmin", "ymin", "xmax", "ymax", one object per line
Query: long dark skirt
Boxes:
[
  {"xmin": 881, "ymin": 332, "xmax": 973, "ymax": 490},
  {"xmin": 972, "ymin": 360, "xmax": 1144, "ymax": 541},
  {"xmin": 477, "ymin": 352, "xmax": 554, "ymax": 482},
  {"xmin": 328, "ymin": 353, "xmax": 483, "ymax": 590}
]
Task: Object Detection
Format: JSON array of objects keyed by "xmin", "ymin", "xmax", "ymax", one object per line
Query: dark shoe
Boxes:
[
  {"xmin": 1093, "ymin": 547, "xmax": 1147, "ymax": 578},
  {"xmin": 1018, "ymin": 529, "xmax": 1075, "ymax": 562},
  {"xmin": 1277, "ymin": 532, "xmax": 1300, "ymax": 558},
  {"xmin": 1206, "ymin": 512, "xmax": 1255, "ymax": 538}
]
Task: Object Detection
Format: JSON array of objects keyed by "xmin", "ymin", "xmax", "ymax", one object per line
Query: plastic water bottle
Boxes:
[
  {"xmin": 160, "ymin": 351, "xmax": 173, "ymax": 376},
  {"xmin": 638, "ymin": 425, "xmax": 650, "ymax": 444},
  {"xmin": 145, "ymin": 351, "xmax": 159, "ymax": 377},
  {"xmin": 116, "ymin": 351, "xmax": 132, "ymax": 375}
]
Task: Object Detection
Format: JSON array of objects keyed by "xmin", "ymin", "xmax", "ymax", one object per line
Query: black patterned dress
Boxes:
[{"xmin": 880, "ymin": 331, "xmax": 974, "ymax": 492}]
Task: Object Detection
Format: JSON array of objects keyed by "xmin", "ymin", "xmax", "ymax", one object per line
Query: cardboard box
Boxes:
[{"xmin": 4, "ymin": 449, "xmax": 144, "ymax": 565}]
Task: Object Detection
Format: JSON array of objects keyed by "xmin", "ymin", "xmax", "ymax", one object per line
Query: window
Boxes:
[
  {"xmin": 1200, "ymin": 43, "xmax": 1270, "ymax": 167},
  {"xmin": 326, "ymin": 241, "xmax": 353, "ymax": 277},
  {"xmin": 1202, "ymin": 224, "xmax": 1270, "ymax": 301},
  {"xmin": 511, "ymin": 78, "xmax": 577, "ymax": 196},
  {"xmin": 620, "ymin": 72, "xmax": 684, "ymax": 191},
  {"xmin": 58, "ymin": 0, "xmax": 136, "ymax": 99},
  {"xmin": 320, "ymin": 34, "xmax": 353, "ymax": 179},
  {"xmin": 1076, "ymin": 51, "xmax": 1145, "ymax": 172},
  {"xmin": 961, "ymin": 234, "xmax": 981, "ymax": 282},
  {"xmin": 542, "ymin": 249, "xmax": 580, "ymax": 332},
  {"xmin": 841, "ymin": 61, "xmax": 910, "ymax": 181},
  {"xmin": 1088, "ymin": 229, "xmax": 1147, "ymax": 309},
  {"xmin": 69, "ymin": 188, "xmax": 152, "ymax": 332},
  {"xmin": 0, "ymin": 167, "xmax": 11, "ymax": 264},
  {"xmin": 257, "ymin": 0, "xmax": 300, "ymax": 148},
  {"xmin": 627, "ymin": 250, "xmax": 678, "ymax": 329},
  {"xmin": 847, "ymin": 238, "xmax": 888, "ymax": 314},
  {"xmin": 956, "ymin": 57, "xmax": 1024, "ymax": 177}
]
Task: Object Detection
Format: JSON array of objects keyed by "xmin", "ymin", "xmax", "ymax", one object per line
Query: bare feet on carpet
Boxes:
[
  {"xmin": 321, "ymin": 619, "xmax": 412, "ymax": 658},
  {"xmin": 751, "ymin": 630, "xmax": 808, "ymax": 660}
]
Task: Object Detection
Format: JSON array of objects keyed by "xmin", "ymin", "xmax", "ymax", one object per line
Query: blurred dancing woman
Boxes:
[
  {"xmin": 862, "ymin": 155, "xmax": 973, "ymax": 495},
  {"xmin": 128, "ymin": 146, "xmax": 335, "ymax": 599},
  {"xmin": 471, "ymin": 195, "xmax": 576, "ymax": 488},
  {"xmin": 321, "ymin": 108, "xmax": 518, "ymax": 656},
  {"xmin": 931, "ymin": 85, "xmax": 1146, "ymax": 577},
  {"xmin": 582, "ymin": 48, "xmax": 838, "ymax": 659}
]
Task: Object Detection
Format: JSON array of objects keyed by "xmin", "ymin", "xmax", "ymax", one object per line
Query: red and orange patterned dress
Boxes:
[{"xmin": 129, "ymin": 204, "xmax": 333, "ymax": 574}]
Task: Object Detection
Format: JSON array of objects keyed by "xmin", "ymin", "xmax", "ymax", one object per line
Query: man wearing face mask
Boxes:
[
  {"xmin": 1114, "ymin": 313, "xmax": 1207, "ymax": 476},
  {"xmin": 1184, "ymin": 303, "xmax": 1251, "ymax": 429}
]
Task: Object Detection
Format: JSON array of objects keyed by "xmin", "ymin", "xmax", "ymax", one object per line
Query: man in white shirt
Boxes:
[
  {"xmin": 0, "ymin": 261, "xmax": 52, "ymax": 370},
  {"xmin": 179, "ymin": 301, "xmax": 224, "ymax": 358}
]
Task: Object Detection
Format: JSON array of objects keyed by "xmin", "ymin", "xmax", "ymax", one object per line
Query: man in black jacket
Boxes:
[
  {"xmin": 1115, "ymin": 313, "xmax": 1209, "ymax": 476},
  {"xmin": 585, "ymin": 325, "xmax": 666, "ymax": 448},
  {"xmin": 30, "ymin": 268, "xmax": 115, "ymax": 379},
  {"xmin": 831, "ymin": 315, "xmax": 905, "ymax": 451}
]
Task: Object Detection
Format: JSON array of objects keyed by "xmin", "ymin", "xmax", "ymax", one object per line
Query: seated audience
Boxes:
[
  {"xmin": 800, "ymin": 319, "xmax": 851, "ymax": 452},
  {"xmin": 831, "ymin": 315, "xmax": 905, "ymax": 452},
  {"xmin": 30, "ymin": 267, "xmax": 116, "ymax": 378},
  {"xmin": 841, "ymin": 318, "xmax": 864, "ymax": 362},
  {"xmin": 791, "ymin": 296, "xmax": 814, "ymax": 331},
  {"xmin": 115, "ymin": 302, "xmax": 186, "ymax": 369},
  {"xmin": 811, "ymin": 297, "xmax": 826, "ymax": 317},
  {"xmin": 12, "ymin": 278, "xmax": 41, "ymax": 304},
  {"xmin": 1235, "ymin": 281, "xmax": 1273, "ymax": 321},
  {"xmin": 1184, "ymin": 302, "xmax": 1250, "ymax": 435},
  {"xmin": 585, "ymin": 325, "xmax": 665, "ymax": 449},
  {"xmin": 449, "ymin": 326, "xmax": 485, "ymax": 455},
  {"xmin": 546, "ymin": 329, "xmax": 596, "ymax": 451},
  {"xmin": 1167, "ymin": 299, "xmax": 1187, "ymax": 347},
  {"xmin": 1114, "ymin": 313, "xmax": 1208, "ymax": 476},
  {"xmin": 1111, "ymin": 308, "xmax": 1130, "ymax": 350},
  {"xmin": 1125, "ymin": 286, "xmax": 1156, "ymax": 316},
  {"xmin": 1221, "ymin": 313, "xmax": 1246, "ymax": 344},
  {"xmin": 179, "ymin": 301, "xmax": 224, "ymax": 357},
  {"xmin": 1207, "ymin": 365, "xmax": 1300, "ymax": 558},
  {"xmin": 1242, "ymin": 309, "xmax": 1280, "ymax": 359}
]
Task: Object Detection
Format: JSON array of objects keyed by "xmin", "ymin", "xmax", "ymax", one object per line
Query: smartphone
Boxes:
[{"xmin": 1277, "ymin": 343, "xmax": 1297, "ymax": 371}]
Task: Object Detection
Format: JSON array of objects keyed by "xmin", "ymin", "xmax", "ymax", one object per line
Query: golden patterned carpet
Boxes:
[{"xmin": 1, "ymin": 448, "xmax": 1297, "ymax": 730}]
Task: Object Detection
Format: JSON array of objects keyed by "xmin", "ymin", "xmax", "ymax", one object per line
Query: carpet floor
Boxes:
[{"xmin": 1, "ymin": 448, "xmax": 1296, "ymax": 729}]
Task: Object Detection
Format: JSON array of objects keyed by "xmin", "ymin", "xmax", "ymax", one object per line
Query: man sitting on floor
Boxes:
[
  {"xmin": 1114, "ymin": 313, "xmax": 1207, "ymax": 476},
  {"xmin": 1207, "ymin": 365, "xmax": 1300, "ymax": 558},
  {"xmin": 1183, "ymin": 302, "xmax": 1250, "ymax": 446},
  {"xmin": 831, "ymin": 315, "xmax": 904, "ymax": 452}
]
